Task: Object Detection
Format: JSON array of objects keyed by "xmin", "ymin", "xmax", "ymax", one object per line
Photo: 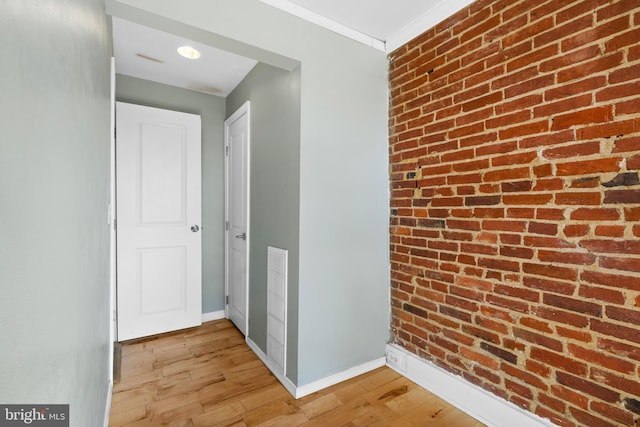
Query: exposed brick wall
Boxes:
[{"xmin": 388, "ymin": 1, "xmax": 640, "ymax": 426}]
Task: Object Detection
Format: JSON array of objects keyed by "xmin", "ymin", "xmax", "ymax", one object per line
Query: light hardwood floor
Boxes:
[{"xmin": 109, "ymin": 319, "xmax": 486, "ymax": 426}]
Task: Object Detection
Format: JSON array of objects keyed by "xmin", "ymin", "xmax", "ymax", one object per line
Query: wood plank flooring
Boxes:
[{"xmin": 109, "ymin": 320, "xmax": 486, "ymax": 426}]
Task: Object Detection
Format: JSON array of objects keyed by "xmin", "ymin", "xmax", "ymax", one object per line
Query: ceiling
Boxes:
[
  {"xmin": 112, "ymin": 0, "xmax": 474, "ymax": 96},
  {"xmin": 112, "ymin": 18, "xmax": 258, "ymax": 97},
  {"xmin": 265, "ymin": 0, "xmax": 457, "ymax": 42}
]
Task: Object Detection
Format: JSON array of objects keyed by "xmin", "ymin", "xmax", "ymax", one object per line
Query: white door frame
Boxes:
[
  {"xmin": 109, "ymin": 56, "xmax": 116, "ymax": 380},
  {"xmin": 224, "ymin": 101, "xmax": 251, "ymax": 336}
]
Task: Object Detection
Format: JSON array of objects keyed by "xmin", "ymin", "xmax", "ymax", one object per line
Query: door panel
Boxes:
[
  {"xmin": 117, "ymin": 102, "xmax": 202, "ymax": 341},
  {"xmin": 225, "ymin": 102, "xmax": 250, "ymax": 336}
]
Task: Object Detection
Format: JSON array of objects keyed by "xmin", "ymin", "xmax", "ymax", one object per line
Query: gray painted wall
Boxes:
[
  {"xmin": 226, "ymin": 63, "xmax": 301, "ymax": 383},
  {"xmin": 0, "ymin": 1, "xmax": 113, "ymax": 425},
  {"xmin": 107, "ymin": 0, "xmax": 390, "ymax": 387},
  {"xmin": 116, "ymin": 75, "xmax": 227, "ymax": 314}
]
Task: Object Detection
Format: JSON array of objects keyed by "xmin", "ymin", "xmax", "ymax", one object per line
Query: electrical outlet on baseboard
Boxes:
[{"xmin": 386, "ymin": 346, "xmax": 407, "ymax": 373}]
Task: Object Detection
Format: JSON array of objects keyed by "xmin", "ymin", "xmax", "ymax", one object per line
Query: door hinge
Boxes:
[
  {"xmin": 226, "ymin": 221, "xmax": 229, "ymax": 231},
  {"xmin": 225, "ymin": 146, "xmax": 230, "ymax": 156},
  {"xmin": 225, "ymin": 295, "xmax": 229, "ymax": 305}
]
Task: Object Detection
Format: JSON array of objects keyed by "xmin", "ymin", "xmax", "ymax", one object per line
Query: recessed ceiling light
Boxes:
[{"xmin": 177, "ymin": 46, "xmax": 201, "ymax": 59}]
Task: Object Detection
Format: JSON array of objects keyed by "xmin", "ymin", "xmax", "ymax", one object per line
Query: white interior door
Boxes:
[
  {"xmin": 116, "ymin": 102, "xmax": 202, "ymax": 341},
  {"xmin": 225, "ymin": 102, "xmax": 250, "ymax": 336}
]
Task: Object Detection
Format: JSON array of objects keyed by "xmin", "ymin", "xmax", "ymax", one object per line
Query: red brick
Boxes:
[
  {"xmin": 551, "ymin": 106, "xmax": 613, "ymax": 130},
  {"xmin": 503, "ymin": 193, "xmax": 552, "ymax": 205},
  {"xmin": 507, "ymin": 45, "xmax": 558, "ymax": 72},
  {"xmin": 496, "ymin": 94, "xmax": 544, "ymax": 116},
  {"xmin": 590, "ymin": 367, "xmax": 640, "ymax": 397},
  {"xmin": 545, "ymin": 76, "xmax": 607, "ymax": 101},
  {"xmin": 388, "ymin": 3, "xmax": 640, "ymax": 426},
  {"xmin": 604, "ymin": 189, "xmax": 640, "ymax": 204},
  {"xmin": 594, "ymin": 225, "xmax": 625, "ymax": 237},
  {"xmin": 556, "ymin": 158, "xmax": 622, "ymax": 176},
  {"xmin": 609, "ymin": 63, "xmax": 640, "ymax": 84},
  {"xmin": 577, "ymin": 118, "xmax": 640, "ymax": 140},
  {"xmin": 536, "ymin": 306, "xmax": 589, "ymax": 328},
  {"xmin": 534, "ymin": 94, "xmax": 592, "ymax": 118},
  {"xmin": 557, "ymin": 326, "xmax": 592, "ymax": 343},
  {"xmin": 461, "ymin": 92, "xmax": 503, "ymax": 112},
  {"xmin": 524, "ymin": 235, "xmax": 575, "ymax": 249},
  {"xmin": 591, "ymin": 319, "xmax": 640, "ymax": 345},
  {"xmin": 555, "ymin": 192, "xmax": 602, "ymax": 205},
  {"xmin": 486, "ymin": 294, "xmax": 529, "ymax": 313},
  {"xmin": 588, "ymin": 284, "xmax": 627, "ymax": 307},
  {"xmin": 628, "ymin": 43, "xmax": 640, "ymax": 61},
  {"xmin": 538, "ymin": 250, "xmax": 596, "ymax": 265},
  {"xmin": 524, "ymin": 276, "xmax": 576, "ymax": 295},
  {"xmin": 581, "ymin": 240, "xmax": 640, "ymax": 255},
  {"xmin": 590, "ymin": 401, "xmax": 635, "ymax": 427},
  {"xmin": 503, "ymin": 16, "xmax": 553, "ymax": 47},
  {"xmin": 557, "ymin": 371, "xmax": 619, "ymax": 403},
  {"xmin": 556, "ymin": 0, "xmax": 610, "ymax": 23},
  {"xmin": 531, "ymin": 348, "xmax": 587, "ymax": 375},
  {"xmin": 597, "ymin": 81, "xmax": 640, "ymax": 102},
  {"xmin": 570, "ymin": 208, "xmax": 620, "ymax": 221},
  {"xmin": 569, "ymin": 407, "xmax": 619, "ymax": 427},
  {"xmin": 551, "ymin": 384, "xmax": 589, "ymax": 411},
  {"xmin": 495, "ymin": 283, "xmax": 539, "ymax": 302},
  {"xmin": 605, "ymin": 28, "xmax": 640, "ymax": 53},
  {"xmin": 625, "ymin": 207, "xmax": 640, "ymax": 221},
  {"xmin": 483, "ymin": 220, "xmax": 527, "ymax": 232},
  {"xmin": 543, "ymin": 294, "xmax": 602, "ymax": 317},
  {"xmin": 580, "ymin": 271, "xmax": 640, "ymax": 291},
  {"xmin": 597, "ymin": 1, "xmax": 639, "ymax": 22},
  {"xmin": 533, "ymin": 15, "xmax": 593, "ymax": 48},
  {"xmin": 542, "ymin": 209, "xmax": 570, "ymax": 222},
  {"xmin": 542, "ymin": 141, "xmax": 600, "ymax": 160},
  {"xmin": 557, "ymin": 52, "xmax": 624, "ymax": 83},
  {"xmin": 606, "ymin": 306, "xmax": 640, "ymax": 327},
  {"xmin": 540, "ymin": 45, "xmax": 600, "ymax": 73},
  {"xmin": 598, "ymin": 337, "xmax": 640, "ymax": 362},
  {"xmin": 504, "ymin": 75, "xmax": 556, "ymax": 99},
  {"xmin": 562, "ymin": 16, "xmax": 630, "ymax": 52},
  {"xmin": 519, "ymin": 316, "xmax": 552, "ymax": 332},
  {"xmin": 563, "ymin": 224, "xmax": 590, "ymax": 237}
]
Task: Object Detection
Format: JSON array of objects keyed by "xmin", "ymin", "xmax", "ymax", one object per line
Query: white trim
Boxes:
[
  {"xmin": 386, "ymin": 0, "xmax": 475, "ymax": 53},
  {"xmin": 247, "ymin": 336, "xmax": 386, "ymax": 399},
  {"xmin": 386, "ymin": 344, "xmax": 556, "ymax": 427},
  {"xmin": 202, "ymin": 310, "xmax": 226, "ymax": 322},
  {"xmin": 103, "ymin": 380, "xmax": 113, "ymax": 427},
  {"xmin": 295, "ymin": 357, "xmax": 387, "ymax": 399},
  {"xmin": 257, "ymin": 0, "xmax": 385, "ymax": 52},
  {"xmin": 224, "ymin": 101, "xmax": 251, "ymax": 336},
  {"xmin": 109, "ymin": 57, "xmax": 117, "ymax": 382},
  {"xmin": 246, "ymin": 337, "xmax": 298, "ymax": 397}
]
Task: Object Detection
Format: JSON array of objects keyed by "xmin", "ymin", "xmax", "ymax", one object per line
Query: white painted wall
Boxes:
[{"xmin": 0, "ymin": 1, "xmax": 113, "ymax": 425}]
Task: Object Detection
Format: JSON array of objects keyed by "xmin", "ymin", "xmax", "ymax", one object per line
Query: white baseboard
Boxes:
[
  {"xmin": 295, "ymin": 356, "xmax": 386, "ymax": 398},
  {"xmin": 386, "ymin": 344, "xmax": 556, "ymax": 427},
  {"xmin": 246, "ymin": 337, "xmax": 298, "ymax": 397},
  {"xmin": 246, "ymin": 337, "xmax": 385, "ymax": 399},
  {"xmin": 202, "ymin": 310, "xmax": 225, "ymax": 322},
  {"xmin": 103, "ymin": 380, "xmax": 113, "ymax": 427}
]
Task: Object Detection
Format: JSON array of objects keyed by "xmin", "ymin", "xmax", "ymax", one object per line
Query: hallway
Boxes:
[{"xmin": 109, "ymin": 320, "xmax": 485, "ymax": 426}]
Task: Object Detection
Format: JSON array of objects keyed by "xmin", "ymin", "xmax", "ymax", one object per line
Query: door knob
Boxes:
[
  {"xmin": 235, "ymin": 232, "xmax": 246, "ymax": 240},
  {"xmin": 191, "ymin": 225, "xmax": 200, "ymax": 232}
]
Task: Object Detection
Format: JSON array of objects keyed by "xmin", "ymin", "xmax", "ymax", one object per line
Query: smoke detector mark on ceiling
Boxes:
[{"xmin": 136, "ymin": 53, "xmax": 164, "ymax": 63}]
